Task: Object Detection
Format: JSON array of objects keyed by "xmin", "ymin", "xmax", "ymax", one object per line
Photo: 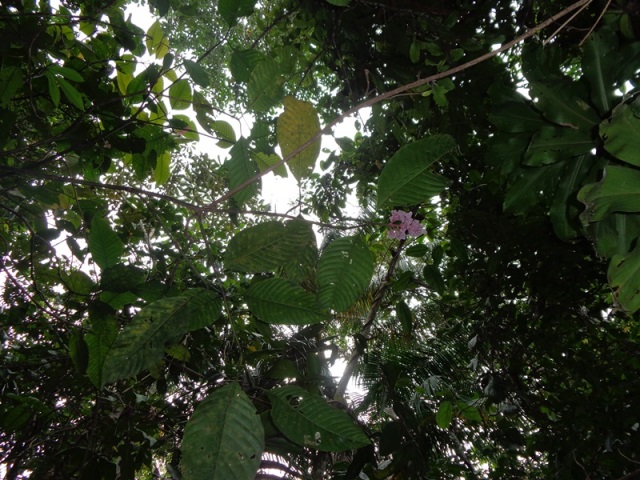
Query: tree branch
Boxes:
[{"xmin": 206, "ymin": 0, "xmax": 592, "ymax": 208}]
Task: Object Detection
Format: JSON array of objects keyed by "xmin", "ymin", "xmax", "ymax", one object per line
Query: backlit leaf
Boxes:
[
  {"xmin": 88, "ymin": 217, "xmax": 124, "ymax": 270},
  {"xmin": 153, "ymin": 151, "xmax": 171, "ymax": 184},
  {"xmin": 184, "ymin": 59, "xmax": 210, "ymax": 88},
  {"xmin": 436, "ymin": 401, "xmax": 453, "ymax": 429},
  {"xmin": 600, "ymin": 103, "xmax": 640, "ymax": 167},
  {"xmin": 182, "ymin": 383, "xmax": 264, "ymax": 480},
  {"xmin": 169, "ymin": 79, "xmax": 192, "ymax": 110},
  {"xmin": 317, "ymin": 236, "xmax": 374, "ymax": 312},
  {"xmin": 225, "ymin": 137, "xmax": 259, "ymax": 205},
  {"xmin": 578, "ymin": 165, "xmax": 640, "ymax": 224},
  {"xmin": 277, "ymin": 96, "xmax": 321, "ymax": 181},
  {"xmin": 269, "ymin": 385, "xmax": 370, "ymax": 452},
  {"xmin": 377, "ymin": 135, "xmax": 454, "ymax": 208}
]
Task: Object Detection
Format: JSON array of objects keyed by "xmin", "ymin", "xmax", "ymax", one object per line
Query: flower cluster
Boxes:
[{"xmin": 387, "ymin": 210, "xmax": 426, "ymax": 240}]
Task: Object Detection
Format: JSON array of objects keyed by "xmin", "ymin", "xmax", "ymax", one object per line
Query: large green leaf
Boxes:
[
  {"xmin": 524, "ymin": 125, "xmax": 593, "ymax": 166},
  {"xmin": 184, "ymin": 59, "xmax": 210, "ymax": 88},
  {"xmin": 169, "ymin": 79, "xmax": 192, "ymax": 110},
  {"xmin": 225, "ymin": 137, "xmax": 259, "ymax": 205},
  {"xmin": 229, "ymin": 49, "xmax": 265, "ymax": 83},
  {"xmin": 529, "ymin": 80, "xmax": 600, "ymax": 130},
  {"xmin": 268, "ymin": 385, "xmax": 370, "ymax": 452},
  {"xmin": 245, "ymin": 278, "xmax": 327, "ymax": 325},
  {"xmin": 145, "ymin": 20, "xmax": 169, "ymax": 59},
  {"xmin": 316, "ymin": 236, "xmax": 374, "ymax": 312},
  {"xmin": 88, "ymin": 217, "xmax": 124, "ymax": 270},
  {"xmin": 600, "ymin": 102, "xmax": 640, "ymax": 167},
  {"xmin": 436, "ymin": 400, "xmax": 453, "ymax": 429},
  {"xmin": 225, "ymin": 219, "xmax": 315, "ymax": 272},
  {"xmin": 489, "ymin": 101, "xmax": 547, "ymax": 133},
  {"xmin": 218, "ymin": 0, "xmax": 256, "ymax": 26},
  {"xmin": 276, "ymin": 96, "xmax": 321, "ymax": 181},
  {"xmin": 86, "ymin": 316, "xmax": 118, "ymax": 388},
  {"xmin": 503, "ymin": 162, "xmax": 566, "ymax": 215},
  {"xmin": 608, "ymin": 242, "xmax": 640, "ymax": 312},
  {"xmin": 582, "ymin": 29, "xmax": 617, "ymax": 115},
  {"xmin": 100, "ymin": 290, "xmax": 221, "ymax": 387},
  {"xmin": 0, "ymin": 66, "xmax": 23, "ymax": 107},
  {"xmin": 578, "ymin": 165, "xmax": 640, "ymax": 224},
  {"xmin": 247, "ymin": 57, "xmax": 283, "ymax": 112},
  {"xmin": 376, "ymin": 135, "xmax": 454, "ymax": 208},
  {"xmin": 182, "ymin": 383, "xmax": 264, "ymax": 480},
  {"xmin": 588, "ymin": 213, "xmax": 640, "ymax": 258}
]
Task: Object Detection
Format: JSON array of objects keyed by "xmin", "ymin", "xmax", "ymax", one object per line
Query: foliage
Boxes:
[{"xmin": 1, "ymin": 0, "xmax": 640, "ymax": 479}]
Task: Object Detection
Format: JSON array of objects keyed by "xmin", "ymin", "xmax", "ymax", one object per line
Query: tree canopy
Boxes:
[{"xmin": 1, "ymin": 0, "xmax": 640, "ymax": 478}]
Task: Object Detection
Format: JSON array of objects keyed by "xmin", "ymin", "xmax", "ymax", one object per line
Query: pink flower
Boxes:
[{"xmin": 387, "ymin": 210, "xmax": 425, "ymax": 240}]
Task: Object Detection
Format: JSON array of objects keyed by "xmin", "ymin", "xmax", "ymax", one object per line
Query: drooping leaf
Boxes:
[
  {"xmin": 218, "ymin": 0, "xmax": 256, "ymax": 26},
  {"xmin": 153, "ymin": 151, "xmax": 171, "ymax": 184},
  {"xmin": 600, "ymin": 102, "xmax": 640, "ymax": 167},
  {"xmin": 608, "ymin": 242, "xmax": 640, "ymax": 312},
  {"xmin": 45, "ymin": 71, "xmax": 60, "ymax": 107},
  {"xmin": 184, "ymin": 59, "xmax": 210, "ymax": 88},
  {"xmin": 582, "ymin": 29, "xmax": 618, "ymax": 115},
  {"xmin": 376, "ymin": 135, "xmax": 454, "ymax": 208},
  {"xmin": 0, "ymin": 66, "xmax": 23, "ymax": 107},
  {"xmin": 145, "ymin": 21, "xmax": 169, "ymax": 59},
  {"xmin": 436, "ymin": 400, "xmax": 453, "ymax": 429},
  {"xmin": 88, "ymin": 217, "xmax": 124, "ymax": 270},
  {"xmin": 246, "ymin": 278, "xmax": 327, "ymax": 325},
  {"xmin": 529, "ymin": 80, "xmax": 600, "ymax": 130},
  {"xmin": 268, "ymin": 385, "xmax": 370, "ymax": 452},
  {"xmin": 578, "ymin": 165, "xmax": 640, "ymax": 224},
  {"xmin": 277, "ymin": 96, "xmax": 321, "ymax": 181},
  {"xmin": 229, "ymin": 49, "xmax": 265, "ymax": 83},
  {"xmin": 225, "ymin": 219, "xmax": 314, "ymax": 272},
  {"xmin": 57, "ymin": 77, "xmax": 85, "ymax": 110},
  {"xmin": 253, "ymin": 152, "xmax": 288, "ymax": 177},
  {"xmin": 182, "ymin": 383, "xmax": 264, "ymax": 480},
  {"xmin": 247, "ymin": 57, "xmax": 283, "ymax": 112},
  {"xmin": 523, "ymin": 125, "xmax": 594, "ymax": 166},
  {"xmin": 225, "ymin": 137, "xmax": 259, "ymax": 205},
  {"xmin": 169, "ymin": 79, "xmax": 192, "ymax": 110},
  {"xmin": 396, "ymin": 301, "xmax": 413, "ymax": 335},
  {"xmin": 317, "ymin": 236, "xmax": 375, "ymax": 312}
]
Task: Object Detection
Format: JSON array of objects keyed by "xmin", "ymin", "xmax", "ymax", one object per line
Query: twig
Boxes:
[
  {"xmin": 544, "ymin": 0, "xmax": 592, "ymax": 46},
  {"xmin": 206, "ymin": 0, "xmax": 593, "ymax": 208}
]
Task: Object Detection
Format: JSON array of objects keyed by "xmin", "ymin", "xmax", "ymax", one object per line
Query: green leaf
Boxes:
[
  {"xmin": 169, "ymin": 79, "xmax": 192, "ymax": 110},
  {"xmin": 225, "ymin": 137, "xmax": 259, "ymax": 205},
  {"xmin": 49, "ymin": 64, "xmax": 84, "ymax": 83},
  {"xmin": 317, "ymin": 236, "xmax": 375, "ymax": 312},
  {"xmin": 246, "ymin": 278, "xmax": 328, "ymax": 325},
  {"xmin": 423, "ymin": 264, "xmax": 445, "ymax": 294},
  {"xmin": 101, "ymin": 297, "xmax": 190, "ymax": 386},
  {"xmin": 153, "ymin": 151, "xmax": 171, "ymax": 184},
  {"xmin": 182, "ymin": 383, "xmax": 264, "ymax": 480},
  {"xmin": 504, "ymin": 162, "xmax": 566, "ymax": 215},
  {"xmin": 436, "ymin": 400, "xmax": 453, "ymax": 429},
  {"xmin": 45, "ymin": 71, "xmax": 60, "ymax": 107},
  {"xmin": 277, "ymin": 96, "xmax": 322, "ymax": 181},
  {"xmin": 490, "ymin": 101, "xmax": 547, "ymax": 133},
  {"xmin": 268, "ymin": 385, "xmax": 370, "ymax": 452},
  {"xmin": 146, "ymin": 20, "xmax": 169, "ymax": 59},
  {"xmin": 171, "ymin": 114, "xmax": 200, "ymax": 141},
  {"xmin": 182, "ymin": 288, "xmax": 223, "ymax": 330},
  {"xmin": 409, "ymin": 40, "xmax": 420, "ymax": 64},
  {"xmin": 253, "ymin": 152, "xmax": 287, "ymax": 177},
  {"xmin": 57, "ymin": 77, "xmax": 85, "ymax": 110},
  {"xmin": 529, "ymin": 80, "xmax": 600, "ymax": 130},
  {"xmin": 184, "ymin": 59, "xmax": 210, "ymax": 88},
  {"xmin": 582, "ymin": 30, "xmax": 617, "ymax": 114},
  {"xmin": 88, "ymin": 217, "xmax": 124, "ymax": 270},
  {"xmin": 225, "ymin": 219, "xmax": 314, "ymax": 272},
  {"xmin": 600, "ymin": 103, "xmax": 640, "ymax": 167},
  {"xmin": 325, "ymin": 0, "xmax": 350, "ymax": 5},
  {"xmin": 62, "ymin": 270, "xmax": 95, "ymax": 295},
  {"xmin": 0, "ymin": 66, "xmax": 23, "ymax": 107},
  {"xmin": 86, "ymin": 316, "xmax": 118, "ymax": 388},
  {"xmin": 523, "ymin": 125, "xmax": 594, "ymax": 166},
  {"xmin": 588, "ymin": 213, "xmax": 640, "ymax": 258},
  {"xmin": 218, "ymin": 0, "xmax": 256, "ymax": 26},
  {"xmin": 229, "ymin": 49, "xmax": 265, "ymax": 83},
  {"xmin": 396, "ymin": 301, "xmax": 412, "ymax": 335},
  {"xmin": 609, "ymin": 242, "xmax": 640, "ymax": 312},
  {"xmin": 247, "ymin": 57, "xmax": 283, "ymax": 112},
  {"xmin": 578, "ymin": 165, "xmax": 640, "ymax": 224},
  {"xmin": 210, "ymin": 120, "xmax": 236, "ymax": 148},
  {"xmin": 376, "ymin": 135, "xmax": 454, "ymax": 208}
]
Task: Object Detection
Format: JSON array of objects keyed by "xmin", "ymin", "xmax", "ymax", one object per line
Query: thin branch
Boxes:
[
  {"xmin": 543, "ymin": 0, "xmax": 592, "ymax": 46},
  {"xmin": 206, "ymin": 0, "xmax": 593, "ymax": 208},
  {"xmin": 579, "ymin": 0, "xmax": 612, "ymax": 46}
]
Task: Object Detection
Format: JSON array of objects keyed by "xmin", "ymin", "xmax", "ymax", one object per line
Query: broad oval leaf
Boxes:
[
  {"xmin": 246, "ymin": 278, "xmax": 327, "ymax": 325},
  {"xmin": 169, "ymin": 79, "xmax": 192, "ymax": 110},
  {"xmin": 88, "ymin": 217, "xmax": 124, "ymax": 270},
  {"xmin": 376, "ymin": 134, "xmax": 454, "ymax": 208},
  {"xmin": 608, "ymin": 242, "xmax": 640, "ymax": 312},
  {"xmin": 184, "ymin": 59, "xmax": 210, "ymax": 88},
  {"xmin": 529, "ymin": 80, "xmax": 600, "ymax": 130},
  {"xmin": 218, "ymin": 0, "xmax": 256, "ymax": 26},
  {"xmin": 247, "ymin": 58, "xmax": 283, "ymax": 112},
  {"xmin": 316, "ymin": 236, "xmax": 374, "ymax": 312},
  {"xmin": 277, "ymin": 96, "xmax": 321, "ymax": 181},
  {"xmin": 578, "ymin": 165, "xmax": 640, "ymax": 224},
  {"xmin": 225, "ymin": 219, "xmax": 315, "ymax": 273},
  {"xmin": 600, "ymin": 103, "xmax": 640, "ymax": 167},
  {"xmin": 182, "ymin": 383, "xmax": 264, "ymax": 480},
  {"xmin": 229, "ymin": 49, "xmax": 265, "ymax": 83},
  {"xmin": 225, "ymin": 137, "xmax": 259, "ymax": 205},
  {"xmin": 436, "ymin": 400, "xmax": 453, "ymax": 429},
  {"xmin": 268, "ymin": 385, "xmax": 370, "ymax": 452}
]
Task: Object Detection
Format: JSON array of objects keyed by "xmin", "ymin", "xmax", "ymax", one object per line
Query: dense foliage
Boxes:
[{"xmin": 2, "ymin": 0, "xmax": 640, "ymax": 478}]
